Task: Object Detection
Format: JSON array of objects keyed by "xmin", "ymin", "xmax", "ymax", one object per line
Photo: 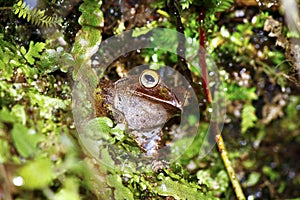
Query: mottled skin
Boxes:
[{"xmin": 94, "ymin": 69, "xmax": 182, "ymax": 157}]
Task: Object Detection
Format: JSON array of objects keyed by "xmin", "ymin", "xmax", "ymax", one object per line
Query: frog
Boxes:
[{"xmin": 94, "ymin": 69, "xmax": 183, "ymax": 158}]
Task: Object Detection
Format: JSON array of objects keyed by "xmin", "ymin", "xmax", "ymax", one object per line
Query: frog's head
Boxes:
[{"xmin": 133, "ymin": 69, "xmax": 183, "ymax": 113}]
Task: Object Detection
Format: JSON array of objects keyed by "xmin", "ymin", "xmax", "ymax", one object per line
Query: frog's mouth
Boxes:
[{"xmin": 132, "ymin": 84, "xmax": 184, "ymax": 112}]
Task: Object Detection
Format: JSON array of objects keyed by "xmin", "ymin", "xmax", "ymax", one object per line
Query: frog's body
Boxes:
[{"xmin": 94, "ymin": 69, "xmax": 182, "ymax": 157}]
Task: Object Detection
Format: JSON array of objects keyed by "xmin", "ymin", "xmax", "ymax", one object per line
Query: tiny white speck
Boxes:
[
  {"xmin": 161, "ymin": 183, "xmax": 167, "ymax": 192},
  {"xmin": 152, "ymin": 54, "xmax": 158, "ymax": 63},
  {"xmin": 13, "ymin": 176, "xmax": 24, "ymax": 186},
  {"xmin": 28, "ymin": 129, "xmax": 36, "ymax": 135},
  {"xmin": 209, "ymin": 71, "xmax": 215, "ymax": 76},
  {"xmin": 247, "ymin": 195, "xmax": 255, "ymax": 200}
]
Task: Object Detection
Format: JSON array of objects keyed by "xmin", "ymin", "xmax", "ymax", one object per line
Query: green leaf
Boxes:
[
  {"xmin": 11, "ymin": 123, "xmax": 42, "ymax": 158},
  {"xmin": 11, "ymin": 105, "xmax": 26, "ymax": 125},
  {"xmin": 241, "ymin": 103, "xmax": 258, "ymax": 134},
  {"xmin": 179, "ymin": 123, "xmax": 209, "ymax": 164},
  {"xmin": 226, "ymin": 84, "xmax": 258, "ymax": 101},
  {"xmin": 20, "ymin": 46, "xmax": 27, "ymax": 55},
  {"xmin": 54, "ymin": 178, "xmax": 80, "ymax": 200},
  {"xmin": 230, "ymin": 32, "xmax": 243, "ymax": 46},
  {"xmin": 197, "ymin": 170, "xmax": 214, "ymax": 188},
  {"xmin": 24, "ymin": 41, "xmax": 46, "ymax": 65},
  {"xmin": 215, "ymin": 170, "xmax": 230, "ymax": 193},
  {"xmin": 100, "ymin": 147, "xmax": 116, "ymax": 169},
  {"xmin": 29, "ymin": 92, "xmax": 69, "ymax": 119},
  {"xmin": 38, "ymin": 47, "xmax": 75, "ymax": 73},
  {"xmin": 111, "ymin": 124, "xmax": 125, "ymax": 141},
  {"xmin": 84, "ymin": 117, "xmax": 114, "ymax": 140},
  {"xmin": 215, "ymin": 0, "xmax": 234, "ymax": 12},
  {"xmin": 0, "ymin": 139, "xmax": 11, "ymax": 163},
  {"xmin": 180, "ymin": 0, "xmax": 193, "ymax": 9},
  {"xmin": 132, "ymin": 21, "xmax": 157, "ymax": 37},
  {"xmin": 17, "ymin": 158, "xmax": 55, "ymax": 189},
  {"xmin": 71, "ymin": 0, "xmax": 103, "ymax": 72},
  {"xmin": 107, "ymin": 173, "xmax": 134, "ymax": 200},
  {"xmin": 156, "ymin": 9, "xmax": 170, "ymax": 17},
  {"xmin": 262, "ymin": 166, "xmax": 280, "ymax": 181},
  {"xmin": 154, "ymin": 175, "xmax": 217, "ymax": 199},
  {"xmin": 243, "ymin": 172, "xmax": 260, "ymax": 187},
  {"xmin": 13, "ymin": 0, "xmax": 61, "ymax": 27},
  {"xmin": 0, "ymin": 108, "xmax": 17, "ymax": 123}
]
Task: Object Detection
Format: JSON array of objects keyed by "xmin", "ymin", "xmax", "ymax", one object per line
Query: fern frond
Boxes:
[
  {"xmin": 13, "ymin": 0, "xmax": 62, "ymax": 28},
  {"xmin": 241, "ymin": 103, "xmax": 258, "ymax": 134},
  {"xmin": 215, "ymin": 0, "xmax": 234, "ymax": 12},
  {"xmin": 21, "ymin": 41, "xmax": 46, "ymax": 65}
]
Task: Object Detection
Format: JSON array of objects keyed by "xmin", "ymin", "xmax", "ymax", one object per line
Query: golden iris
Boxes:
[{"xmin": 139, "ymin": 69, "xmax": 160, "ymax": 88}]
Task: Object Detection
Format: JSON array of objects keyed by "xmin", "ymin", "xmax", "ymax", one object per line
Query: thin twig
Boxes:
[
  {"xmin": 168, "ymin": 0, "xmax": 193, "ymax": 84},
  {"xmin": 198, "ymin": 6, "xmax": 246, "ymax": 200},
  {"xmin": 0, "ymin": 7, "xmax": 12, "ymax": 10},
  {"xmin": 0, "ymin": 164, "xmax": 13, "ymax": 200},
  {"xmin": 214, "ymin": 126, "xmax": 246, "ymax": 200}
]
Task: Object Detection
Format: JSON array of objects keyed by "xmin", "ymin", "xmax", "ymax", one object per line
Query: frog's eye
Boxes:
[{"xmin": 139, "ymin": 69, "xmax": 160, "ymax": 88}]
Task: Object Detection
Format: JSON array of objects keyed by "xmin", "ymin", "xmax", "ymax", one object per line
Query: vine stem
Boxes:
[
  {"xmin": 168, "ymin": 0, "xmax": 193, "ymax": 84},
  {"xmin": 215, "ymin": 129, "xmax": 246, "ymax": 200},
  {"xmin": 198, "ymin": 7, "xmax": 246, "ymax": 200},
  {"xmin": 0, "ymin": 7, "xmax": 12, "ymax": 10}
]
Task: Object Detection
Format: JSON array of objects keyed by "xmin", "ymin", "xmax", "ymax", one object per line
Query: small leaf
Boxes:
[
  {"xmin": 262, "ymin": 166, "xmax": 280, "ymax": 181},
  {"xmin": 24, "ymin": 41, "xmax": 46, "ymax": 65},
  {"xmin": 17, "ymin": 158, "xmax": 55, "ymax": 189},
  {"xmin": 84, "ymin": 117, "xmax": 114, "ymax": 140},
  {"xmin": 132, "ymin": 26, "xmax": 153, "ymax": 37},
  {"xmin": 54, "ymin": 178, "xmax": 80, "ymax": 200},
  {"xmin": 196, "ymin": 170, "xmax": 214, "ymax": 188},
  {"xmin": 11, "ymin": 123, "xmax": 42, "ymax": 158},
  {"xmin": 241, "ymin": 103, "xmax": 258, "ymax": 134},
  {"xmin": 220, "ymin": 26, "xmax": 230, "ymax": 38},
  {"xmin": 0, "ymin": 108, "xmax": 17, "ymax": 123},
  {"xmin": 29, "ymin": 92, "xmax": 68, "ymax": 119},
  {"xmin": 17, "ymin": 0, "xmax": 22, "ymax": 7},
  {"xmin": 20, "ymin": 46, "xmax": 26, "ymax": 55},
  {"xmin": 154, "ymin": 175, "xmax": 217, "ymax": 199},
  {"xmin": 216, "ymin": 170, "xmax": 230, "ymax": 193},
  {"xmin": 226, "ymin": 84, "xmax": 257, "ymax": 101},
  {"xmin": 0, "ymin": 139, "xmax": 11, "ymax": 163},
  {"xmin": 100, "ymin": 147, "xmax": 116, "ymax": 169},
  {"xmin": 18, "ymin": 10, "xmax": 24, "ymax": 18},
  {"xmin": 111, "ymin": 124, "xmax": 125, "ymax": 140},
  {"xmin": 71, "ymin": 0, "xmax": 103, "ymax": 72},
  {"xmin": 243, "ymin": 172, "xmax": 260, "ymax": 187},
  {"xmin": 14, "ymin": 8, "xmax": 19, "ymax": 14},
  {"xmin": 11, "ymin": 104, "xmax": 26, "ymax": 125},
  {"xmin": 156, "ymin": 9, "xmax": 170, "ymax": 18},
  {"xmin": 107, "ymin": 173, "xmax": 134, "ymax": 200}
]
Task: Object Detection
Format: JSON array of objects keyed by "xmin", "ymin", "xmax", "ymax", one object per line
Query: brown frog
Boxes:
[{"xmin": 94, "ymin": 69, "xmax": 183, "ymax": 157}]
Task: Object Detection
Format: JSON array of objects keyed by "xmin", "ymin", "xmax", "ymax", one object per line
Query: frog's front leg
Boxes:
[
  {"xmin": 130, "ymin": 127, "xmax": 163, "ymax": 158},
  {"xmin": 131, "ymin": 128, "xmax": 170, "ymax": 171}
]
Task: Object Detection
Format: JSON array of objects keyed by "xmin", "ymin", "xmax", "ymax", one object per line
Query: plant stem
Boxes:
[
  {"xmin": 0, "ymin": 164, "xmax": 12, "ymax": 200},
  {"xmin": 168, "ymin": 0, "xmax": 193, "ymax": 84},
  {"xmin": 0, "ymin": 7, "xmax": 12, "ymax": 10},
  {"xmin": 198, "ymin": 6, "xmax": 246, "ymax": 200},
  {"xmin": 215, "ymin": 126, "xmax": 246, "ymax": 200}
]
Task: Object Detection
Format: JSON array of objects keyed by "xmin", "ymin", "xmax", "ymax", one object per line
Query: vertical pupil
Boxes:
[{"xmin": 144, "ymin": 74, "xmax": 155, "ymax": 83}]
